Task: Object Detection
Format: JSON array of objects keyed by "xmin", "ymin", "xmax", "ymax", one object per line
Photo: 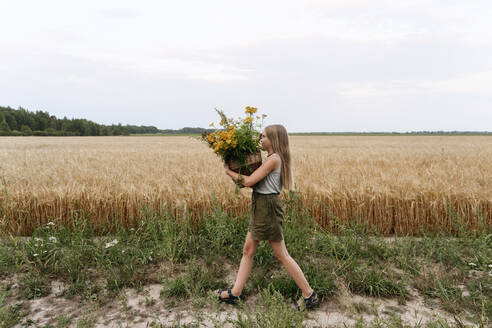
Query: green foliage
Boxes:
[
  {"xmin": 464, "ymin": 276, "xmax": 492, "ymax": 320},
  {"xmin": 345, "ymin": 263, "xmax": 408, "ymax": 301},
  {"xmin": 161, "ymin": 275, "xmax": 188, "ymax": 299},
  {"xmin": 0, "ymin": 243, "xmax": 16, "ymax": 278},
  {"xmin": 266, "ymin": 271, "xmax": 300, "ymax": 300},
  {"xmin": 227, "ymin": 285, "xmax": 307, "ymax": 327},
  {"xmin": 0, "ymin": 106, "xmax": 162, "ymax": 136},
  {"xmin": 0, "ymin": 303, "xmax": 22, "ymax": 328},
  {"xmin": 18, "ymin": 270, "xmax": 51, "ymax": 299},
  {"xmin": 301, "ymin": 260, "xmax": 338, "ymax": 300},
  {"xmin": 0, "ymin": 285, "xmax": 23, "ymax": 328},
  {"xmin": 250, "ymin": 286, "xmax": 306, "ymax": 327},
  {"xmin": 0, "ymin": 119, "xmax": 10, "ymax": 133},
  {"xmin": 160, "ymin": 259, "xmax": 224, "ymax": 300},
  {"xmin": 198, "ymin": 196, "xmax": 249, "ymax": 262},
  {"xmin": 20, "ymin": 125, "xmax": 32, "ymax": 134}
]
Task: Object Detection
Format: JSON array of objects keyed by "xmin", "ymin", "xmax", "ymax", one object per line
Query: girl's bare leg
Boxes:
[
  {"xmin": 220, "ymin": 231, "xmax": 260, "ymax": 298},
  {"xmin": 268, "ymin": 239, "xmax": 313, "ymax": 299}
]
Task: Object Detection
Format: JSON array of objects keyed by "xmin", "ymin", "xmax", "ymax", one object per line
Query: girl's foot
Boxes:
[
  {"xmin": 216, "ymin": 288, "xmax": 241, "ymax": 305},
  {"xmin": 292, "ymin": 290, "xmax": 319, "ymax": 310}
]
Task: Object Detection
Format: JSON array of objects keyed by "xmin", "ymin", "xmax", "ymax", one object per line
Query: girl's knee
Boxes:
[
  {"xmin": 243, "ymin": 245, "xmax": 256, "ymax": 258},
  {"xmin": 274, "ymin": 250, "xmax": 290, "ymax": 262},
  {"xmin": 243, "ymin": 240, "xmax": 258, "ymax": 258}
]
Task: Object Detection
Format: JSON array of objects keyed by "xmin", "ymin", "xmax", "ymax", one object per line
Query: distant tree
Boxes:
[
  {"xmin": 125, "ymin": 125, "xmax": 160, "ymax": 134},
  {"xmin": 111, "ymin": 124, "xmax": 122, "ymax": 136},
  {"xmin": 0, "ymin": 118, "xmax": 10, "ymax": 135},
  {"xmin": 20, "ymin": 125, "xmax": 32, "ymax": 135},
  {"xmin": 5, "ymin": 113, "xmax": 17, "ymax": 130},
  {"xmin": 101, "ymin": 125, "xmax": 110, "ymax": 136},
  {"xmin": 33, "ymin": 130, "xmax": 48, "ymax": 136},
  {"xmin": 45, "ymin": 127, "xmax": 58, "ymax": 136}
]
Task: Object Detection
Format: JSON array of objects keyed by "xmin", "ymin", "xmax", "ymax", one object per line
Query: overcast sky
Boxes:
[{"xmin": 1, "ymin": 0, "xmax": 491, "ymax": 132}]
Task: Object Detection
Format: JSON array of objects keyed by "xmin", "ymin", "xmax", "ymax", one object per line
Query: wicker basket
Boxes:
[{"xmin": 228, "ymin": 152, "xmax": 262, "ymax": 176}]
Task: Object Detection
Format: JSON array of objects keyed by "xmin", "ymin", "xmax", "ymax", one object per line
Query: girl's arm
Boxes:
[{"xmin": 224, "ymin": 156, "xmax": 279, "ymax": 187}]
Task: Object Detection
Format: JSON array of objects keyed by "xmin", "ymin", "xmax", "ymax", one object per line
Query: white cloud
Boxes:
[
  {"xmin": 1, "ymin": 1, "xmax": 491, "ymax": 130},
  {"xmin": 338, "ymin": 71, "xmax": 492, "ymax": 98},
  {"xmin": 2, "ymin": 0, "xmax": 488, "ymax": 82},
  {"xmin": 66, "ymin": 75, "xmax": 98, "ymax": 86},
  {"xmin": 68, "ymin": 51, "xmax": 253, "ymax": 81}
]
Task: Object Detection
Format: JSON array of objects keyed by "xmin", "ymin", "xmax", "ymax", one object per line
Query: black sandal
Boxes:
[
  {"xmin": 293, "ymin": 290, "xmax": 319, "ymax": 311},
  {"xmin": 217, "ymin": 288, "xmax": 241, "ymax": 305}
]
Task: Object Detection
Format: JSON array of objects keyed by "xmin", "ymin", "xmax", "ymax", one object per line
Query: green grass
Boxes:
[
  {"xmin": 160, "ymin": 258, "xmax": 225, "ymax": 301},
  {"xmin": 0, "ymin": 194, "xmax": 490, "ymax": 327},
  {"xmin": 0, "ymin": 283, "xmax": 23, "ymax": 328},
  {"xmin": 228, "ymin": 286, "xmax": 307, "ymax": 328},
  {"xmin": 18, "ymin": 270, "xmax": 51, "ymax": 299}
]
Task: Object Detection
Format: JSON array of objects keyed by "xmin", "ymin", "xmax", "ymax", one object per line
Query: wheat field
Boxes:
[{"xmin": 0, "ymin": 136, "xmax": 490, "ymax": 236}]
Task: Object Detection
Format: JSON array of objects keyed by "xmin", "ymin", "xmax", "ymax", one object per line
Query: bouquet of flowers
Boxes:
[{"xmin": 201, "ymin": 106, "xmax": 267, "ymax": 185}]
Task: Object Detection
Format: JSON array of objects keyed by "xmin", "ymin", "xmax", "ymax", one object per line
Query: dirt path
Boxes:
[{"xmin": 3, "ymin": 272, "xmax": 476, "ymax": 328}]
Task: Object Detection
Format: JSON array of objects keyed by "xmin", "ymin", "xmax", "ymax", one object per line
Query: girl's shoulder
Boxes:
[{"xmin": 267, "ymin": 153, "xmax": 281, "ymax": 171}]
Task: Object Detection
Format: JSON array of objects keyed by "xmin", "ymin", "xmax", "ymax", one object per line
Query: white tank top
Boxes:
[{"xmin": 253, "ymin": 153, "xmax": 282, "ymax": 194}]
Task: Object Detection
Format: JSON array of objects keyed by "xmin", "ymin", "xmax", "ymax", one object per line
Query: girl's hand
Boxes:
[{"xmin": 224, "ymin": 163, "xmax": 230, "ymax": 173}]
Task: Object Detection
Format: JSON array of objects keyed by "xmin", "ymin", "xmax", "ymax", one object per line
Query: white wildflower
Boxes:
[
  {"xmin": 34, "ymin": 237, "xmax": 42, "ymax": 242},
  {"xmin": 468, "ymin": 262, "xmax": 476, "ymax": 266},
  {"xmin": 489, "ymin": 272, "xmax": 492, "ymax": 277},
  {"xmin": 130, "ymin": 228, "xmax": 135, "ymax": 231},
  {"xmin": 122, "ymin": 250, "xmax": 125, "ymax": 254},
  {"xmin": 46, "ymin": 222, "xmax": 55, "ymax": 227},
  {"xmin": 148, "ymin": 256, "xmax": 152, "ymax": 261},
  {"xmin": 488, "ymin": 264, "xmax": 492, "ymax": 268},
  {"xmin": 48, "ymin": 236, "xmax": 57, "ymax": 243},
  {"xmin": 43, "ymin": 251, "xmax": 47, "ymax": 253},
  {"xmin": 33, "ymin": 253, "xmax": 39, "ymax": 257},
  {"xmin": 105, "ymin": 239, "xmax": 118, "ymax": 249}
]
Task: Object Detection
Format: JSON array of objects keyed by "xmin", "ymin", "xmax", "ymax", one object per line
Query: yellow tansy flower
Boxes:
[{"xmin": 245, "ymin": 106, "xmax": 258, "ymax": 114}]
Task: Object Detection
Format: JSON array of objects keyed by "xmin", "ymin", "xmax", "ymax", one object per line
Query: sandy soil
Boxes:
[{"xmin": 3, "ymin": 269, "xmax": 478, "ymax": 328}]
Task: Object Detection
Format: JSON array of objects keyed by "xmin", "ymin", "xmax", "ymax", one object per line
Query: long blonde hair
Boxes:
[{"xmin": 264, "ymin": 124, "xmax": 294, "ymax": 191}]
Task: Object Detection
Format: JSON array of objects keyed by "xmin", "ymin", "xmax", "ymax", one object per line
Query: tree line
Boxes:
[
  {"xmin": 0, "ymin": 106, "xmax": 213, "ymax": 136},
  {"xmin": 2, "ymin": 105, "xmax": 489, "ymax": 136}
]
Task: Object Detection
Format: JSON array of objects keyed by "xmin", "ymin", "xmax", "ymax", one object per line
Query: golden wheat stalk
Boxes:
[{"xmin": 0, "ymin": 136, "xmax": 490, "ymax": 236}]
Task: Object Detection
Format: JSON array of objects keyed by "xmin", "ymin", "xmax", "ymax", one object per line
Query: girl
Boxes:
[{"xmin": 216, "ymin": 124, "xmax": 319, "ymax": 311}]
